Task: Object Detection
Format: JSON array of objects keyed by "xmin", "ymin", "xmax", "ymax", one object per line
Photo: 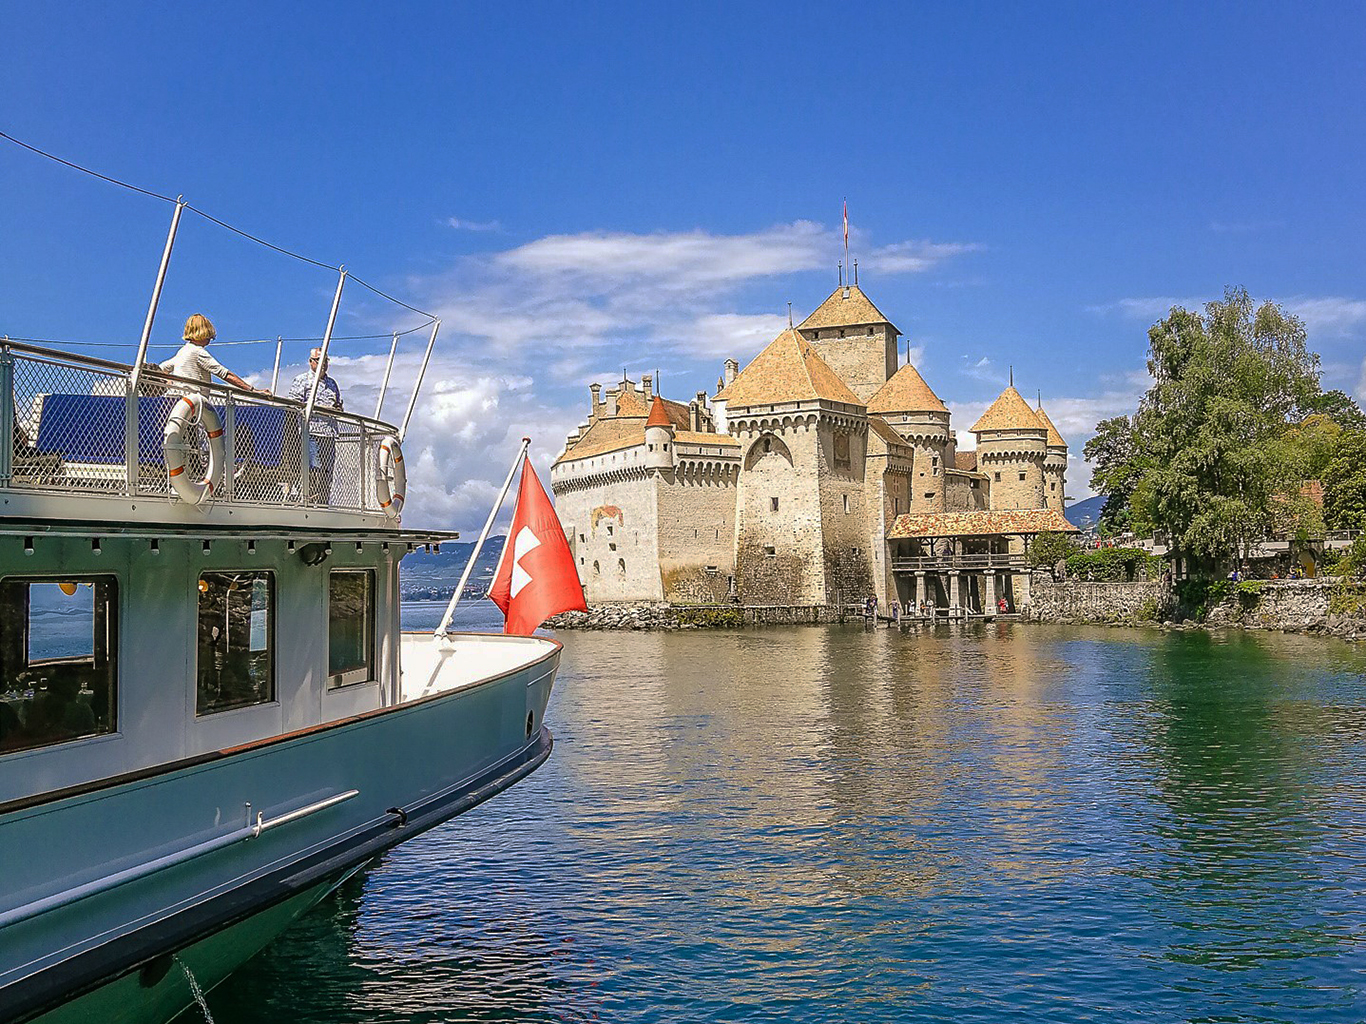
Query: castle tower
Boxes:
[
  {"xmin": 970, "ymin": 384, "xmax": 1048, "ymax": 510},
  {"xmin": 725, "ymin": 327, "xmax": 870, "ymax": 606},
  {"xmin": 1034, "ymin": 400, "xmax": 1069, "ymax": 510},
  {"xmin": 644, "ymin": 395, "xmax": 675, "ymax": 476},
  {"xmin": 868, "ymin": 361, "xmax": 951, "ymax": 513},
  {"xmin": 796, "ymin": 285, "xmax": 900, "ymax": 404}
]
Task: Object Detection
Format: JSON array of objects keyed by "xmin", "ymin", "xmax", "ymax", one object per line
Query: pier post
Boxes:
[
  {"xmin": 949, "ymin": 571, "xmax": 961, "ymax": 619},
  {"xmin": 985, "ymin": 572, "xmax": 997, "ymax": 618},
  {"xmin": 914, "ymin": 572, "xmax": 925, "ymax": 616}
]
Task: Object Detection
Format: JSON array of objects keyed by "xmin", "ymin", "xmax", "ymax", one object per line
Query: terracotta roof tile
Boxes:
[
  {"xmin": 553, "ymin": 416, "xmax": 646, "ymax": 465},
  {"xmin": 868, "ymin": 362, "xmax": 947, "ymax": 414},
  {"xmin": 675, "ymin": 431, "xmax": 740, "ymax": 448},
  {"xmin": 954, "ymin": 450, "xmax": 978, "ymax": 471},
  {"xmin": 797, "ymin": 285, "xmax": 898, "ymax": 333},
  {"xmin": 724, "ymin": 328, "xmax": 865, "ymax": 409},
  {"xmin": 868, "ymin": 415, "xmax": 913, "ymax": 451},
  {"xmin": 645, "ymin": 395, "xmax": 672, "ymax": 428},
  {"xmin": 887, "ymin": 507, "xmax": 1079, "ymax": 539},
  {"xmin": 970, "ymin": 386, "xmax": 1046, "ymax": 434},
  {"xmin": 1034, "ymin": 402, "xmax": 1067, "ymax": 448}
]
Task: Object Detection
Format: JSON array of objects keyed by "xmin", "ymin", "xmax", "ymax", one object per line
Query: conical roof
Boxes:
[
  {"xmin": 868, "ymin": 362, "xmax": 947, "ymax": 414},
  {"xmin": 1034, "ymin": 402, "xmax": 1067, "ymax": 448},
  {"xmin": 645, "ymin": 394, "xmax": 672, "ymax": 428},
  {"xmin": 798, "ymin": 285, "xmax": 898, "ymax": 333},
  {"xmin": 970, "ymin": 385, "xmax": 1046, "ymax": 434},
  {"xmin": 724, "ymin": 328, "xmax": 865, "ymax": 408}
]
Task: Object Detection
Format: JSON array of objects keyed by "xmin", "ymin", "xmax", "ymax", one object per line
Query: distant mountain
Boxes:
[
  {"xmin": 400, "ymin": 536, "xmax": 505, "ymax": 600},
  {"xmin": 1065, "ymin": 495, "xmax": 1105, "ymax": 530}
]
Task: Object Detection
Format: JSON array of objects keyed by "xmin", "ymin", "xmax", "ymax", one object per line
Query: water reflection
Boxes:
[{"xmin": 202, "ymin": 619, "xmax": 1366, "ymax": 1024}]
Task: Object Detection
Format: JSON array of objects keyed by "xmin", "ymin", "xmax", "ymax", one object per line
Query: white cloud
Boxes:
[
  {"xmin": 446, "ymin": 216, "xmax": 501, "ymax": 232},
  {"xmin": 961, "ymin": 355, "xmax": 1005, "ymax": 385},
  {"xmin": 1088, "ymin": 293, "xmax": 1366, "ymax": 337}
]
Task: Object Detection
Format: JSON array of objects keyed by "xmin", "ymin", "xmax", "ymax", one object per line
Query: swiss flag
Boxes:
[{"xmin": 488, "ymin": 457, "xmax": 587, "ymax": 635}]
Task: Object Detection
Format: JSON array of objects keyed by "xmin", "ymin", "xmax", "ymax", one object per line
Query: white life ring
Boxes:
[
  {"xmin": 376, "ymin": 435, "xmax": 406, "ymax": 519},
  {"xmin": 164, "ymin": 395, "xmax": 225, "ymax": 505}
]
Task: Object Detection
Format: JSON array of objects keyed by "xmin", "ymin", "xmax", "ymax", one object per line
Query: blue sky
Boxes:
[{"xmin": 4, "ymin": 2, "xmax": 1364, "ymax": 528}]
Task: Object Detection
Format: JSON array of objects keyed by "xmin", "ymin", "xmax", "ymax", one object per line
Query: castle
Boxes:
[{"xmin": 549, "ymin": 283, "xmax": 1076, "ymax": 616}]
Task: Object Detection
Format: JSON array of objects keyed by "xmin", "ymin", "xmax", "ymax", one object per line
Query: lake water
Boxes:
[{"xmin": 198, "ymin": 605, "xmax": 1366, "ymax": 1023}]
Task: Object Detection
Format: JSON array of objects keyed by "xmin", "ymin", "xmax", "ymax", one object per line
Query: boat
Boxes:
[{"xmin": 0, "ymin": 180, "xmax": 560, "ymax": 1022}]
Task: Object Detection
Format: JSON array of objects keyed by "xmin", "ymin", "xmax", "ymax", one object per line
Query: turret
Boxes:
[
  {"xmin": 868, "ymin": 361, "xmax": 950, "ymax": 512},
  {"xmin": 644, "ymin": 395, "xmax": 675, "ymax": 474},
  {"xmin": 1035, "ymin": 399, "xmax": 1069, "ymax": 509},
  {"xmin": 970, "ymin": 384, "xmax": 1048, "ymax": 510}
]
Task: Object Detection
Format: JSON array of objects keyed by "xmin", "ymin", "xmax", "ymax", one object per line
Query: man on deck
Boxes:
[{"xmin": 288, "ymin": 348, "xmax": 344, "ymax": 503}]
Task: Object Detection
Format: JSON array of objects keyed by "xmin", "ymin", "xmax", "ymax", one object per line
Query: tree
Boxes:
[
  {"xmin": 1083, "ymin": 416, "xmax": 1141, "ymax": 533},
  {"xmin": 1028, "ymin": 531, "xmax": 1077, "ymax": 576},
  {"xmin": 1322, "ymin": 429, "xmax": 1366, "ymax": 530},
  {"xmin": 1305, "ymin": 389, "xmax": 1366, "ymax": 431},
  {"xmin": 1130, "ymin": 288, "xmax": 1320, "ymax": 568}
]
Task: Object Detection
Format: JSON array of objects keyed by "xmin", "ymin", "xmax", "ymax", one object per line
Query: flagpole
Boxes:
[{"xmin": 435, "ymin": 436, "xmax": 532, "ymax": 638}]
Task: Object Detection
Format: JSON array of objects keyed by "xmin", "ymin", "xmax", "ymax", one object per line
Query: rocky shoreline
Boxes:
[{"xmin": 547, "ymin": 578, "xmax": 1366, "ymax": 641}]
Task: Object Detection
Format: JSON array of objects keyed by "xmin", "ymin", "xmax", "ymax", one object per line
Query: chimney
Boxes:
[
  {"xmin": 642, "ymin": 374, "xmax": 653, "ymax": 400},
  {"xmin": 605, "ymin": 386, "xmax": 619, "ymax": 417},
  {"xmin": 693, "ymin": 391, "xmax": 708, "ymax": 431},
  {"xmin": 589, "ymin": 383, "xmax": 601, "ymax": 422},
  {"xmin": 724, "ymin": 358, "xmax": 738, "ymax": 386},
  {"xmin": 689, "ymin": 400, "xmax": 700, "ymax": 432}
]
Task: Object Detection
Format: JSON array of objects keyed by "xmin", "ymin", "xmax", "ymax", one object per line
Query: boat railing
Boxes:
[{"xmin": 1, "ymin": 339, "xmax": 400, "ymax": 516}]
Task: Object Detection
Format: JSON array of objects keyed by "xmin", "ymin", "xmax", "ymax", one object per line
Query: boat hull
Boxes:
[{"xmin": 1, "ymin": 635, "xmax": 558, "ymax": 1024}]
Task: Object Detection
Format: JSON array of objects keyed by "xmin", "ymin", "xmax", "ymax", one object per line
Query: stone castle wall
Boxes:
[
  {"xmin": 1026, "ymin": 578, "xmax": 1169, "ymax": 622},
  {"xmin": 733, "ymin": 420, "xmax": 827, "ymax": 604},
  {"xmin": 979, "ymin": 448, "xmax": 1046, "ymax": 510},
  {"xmin": 554, "ymin": 454, "xmax": 663, "ymax": 603},
  {"xmin": 657, "ymin": 462, "xmax": 738, "ymax": 604},
  {"xmin": 803, "ymin": 325, "xmax": 897, "ymax": 404}
]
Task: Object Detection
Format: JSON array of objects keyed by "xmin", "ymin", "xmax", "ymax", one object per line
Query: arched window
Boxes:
[
  {"xmin": 617, "ymin": 558, "xmax": 626, "ymax": 576},
  {"xmin": 593, "ymin": 561, "xmax": 600, "ymax": 575}
]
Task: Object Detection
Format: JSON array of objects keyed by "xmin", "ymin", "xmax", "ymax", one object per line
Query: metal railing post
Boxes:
[
  {"xmin": 304, "ymin": 267, "xmax": 346, "ymax": 429},
  {"xmin": 374, "ymin": 331, "xmax": 399, "ymax": 421},
  {"xmin": 270, "ymin": 336, "xmax": 283, "ymax": 394},
  {"xmin": 399, "ymin": 319, "xmax": 440, "ymax": 442},
  {"xmin": 222, "ymin": 395, "xmax": 236, "ymax": 502},
  {"xmin": 0, "ymin": 341, "xmax": 13, "ymax": 487},
  {"xmin": 126, "ymin": 196, "xmax": 186, "ymax": 491}
]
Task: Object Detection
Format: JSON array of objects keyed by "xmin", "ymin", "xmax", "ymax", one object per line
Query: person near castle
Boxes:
[
  {"xmin": 156, "ymin": 314, "xmax": 266, "ymax": 395},
  {"xmin": 288, "ymin": 347, "xmax": 345, "ymax": 502}
]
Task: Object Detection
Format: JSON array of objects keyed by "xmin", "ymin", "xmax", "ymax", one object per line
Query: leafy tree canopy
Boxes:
[{"xmin": 1094, "ymin": 288, "xmax": 1323, "ymax": 566}]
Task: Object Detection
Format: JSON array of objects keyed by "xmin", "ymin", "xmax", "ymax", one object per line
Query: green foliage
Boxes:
[
  {"xmin": 1086, "ymin": 288, "xmax": 1330, "ymax": 568},
  {"xmin": 1328, "ymin": 583, "xmax": 1366, "ymax": 616},
  {"xmin": 1083, "ymin": 417, "xmax": 1140, "ymax": 533},
  {"xmin": 1135, "ymin": 597, "xmax": 1160, "ymax": 622},
  {"xmin": 676, "ymin": 606, "xmax": 744, "ymax": 628},
  {"xmin": 1306, "ymin": 389, "xmax": 1366, "ymax": 431},
  {"xmin": 1322, "ymin": 430, "xmax": 1366, "ymax": 531},
  {"xmin": 1326, "ymin": 535, "xmax": 1366, "ymax": 578},
  {"xmin": 1234, "ymin": 580, "xmax": 1264, "ymax": 609},
  {"xmin": 1028, "ymin": 531, "xmax": 1078, "ymax": 570},
  {"xmin": 1174, "ymin": 577, "xmax": 1231, "ymax": 622},
  {"xmin": 1064, "ymin": 546, "xmax": 1161, "ymax": 582}
]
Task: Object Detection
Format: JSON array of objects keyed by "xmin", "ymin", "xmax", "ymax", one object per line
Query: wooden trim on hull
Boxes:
[{"xmin": 4, "ymin": 727, "xmax": 553, "ymax": 1024}]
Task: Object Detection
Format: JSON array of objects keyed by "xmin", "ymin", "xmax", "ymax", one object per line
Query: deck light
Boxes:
[
  {"xmin": 23, "ymin": 537, "xmax": 33, "ymax": 556},
  {"xmin": 288, "ymin": 540, "xmax": 296, "ymax": 552},
  {"xmin": 323, "ymin": 543, "xmax": 333, "ymax": 556},
  {"xmin": 247, "ymin": 540, "xmax": 256, "ymax": 555},
  {"xmin": 202, "ymin": 540, "xmax": 211, "ymax": 556},
  {"xmin": 356, "ymin": 542, "xmax": 364, "ymax": 553},
  {"xmin": 150, "ymin": 539, "xmax": 160, "ymax": 555},
  {"xmin": 92, "ymin": 538, "xmax": 101, "ymax": 555}
]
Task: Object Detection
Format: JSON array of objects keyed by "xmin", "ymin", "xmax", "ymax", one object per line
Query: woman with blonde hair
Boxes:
[{"xmin": 156, "ymin": 314, "xmax": 268, "ymax": 393}]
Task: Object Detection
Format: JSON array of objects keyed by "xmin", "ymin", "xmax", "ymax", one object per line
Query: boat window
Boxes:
[
  {"xmin": 0, "ymin": 576, "xmax": 118, "ymax": 755},
  {"xmin": 328, "ymin": 570, "xmax": 375, "ymax": 688},
  {"xmin": 197, "ymin": 571, "xmax": 275, "ymax": 715}
]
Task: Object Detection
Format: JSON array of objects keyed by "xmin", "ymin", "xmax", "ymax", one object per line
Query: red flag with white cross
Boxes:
[{"xmin": 488, "ymin": 457, "xmax": 586, "ymax": 635}]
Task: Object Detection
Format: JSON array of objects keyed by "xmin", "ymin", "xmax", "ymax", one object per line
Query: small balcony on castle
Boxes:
[{"xmin": 892, "ymin": 551, "xmax": 1026, "ymax": 573}]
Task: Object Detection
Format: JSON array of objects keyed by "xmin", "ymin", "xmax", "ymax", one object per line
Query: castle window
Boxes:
[
  {"xmin": 994, "ymin": 472, "xmax": 1001, "ymax": 482},
  {"xmin": 609, "ymin": 542, "xmax": 617, "ymax": 551},
  {"xmin": 924, "ymin": 492, "xmax": 934, "ymax": 499},
  {"xmin": 839, "ymin": 329, "xmax": 846, "ymax": 338},
  {"xmin": 932, "ymin": 456, "xmax": 939, "ymax": 467},
  {"xmin": 694, "ymin": 528, "xmax": 698, "ymax": 538},
  {"xmin": 834, "ymin": 433, "xmax": 851, "ymax": 468},
  {"xmin": 972, "ymin": 480, "xmax": 979, "ymax": 489},
  {"xmin": 771, "ymin": 497, "xmax": 779, "ymax": 512},
  {"xmin": 843, "ymin": 495, "xmax": 849, "ymax": 513},
  {"xmin": 580, "ymin": 533, "xmax": 586, "ymax": 543},
  {"xmin": 606, "ymin": 524, "xmax": 613, "ymax": 536},
  {"xmin": 764, "ymin": 546, "xmax": 776, "ymax": 557},
  {"xmin": 648, "ymin": 444, "xmax": 654, "ymax": 451},
  {"xmin": 580, "ymin": 558, "xmax": 584, "ymax": 565},
  {"xmin": 664, "ymin": 444, "xmax": 669, "ymax": 451},
  {"xmin": 593, "ymin": 561, "xmax": 600, "ymax": 575},
  {"xmin": 1019, "ymin": 472, "xmax": 1026, "ymax": 481},
  {"xmin": 617, "ymin": 558, "xmax": 626, "ymax": 576},
  {"xmin": 705, "ymin": 565, "xmax": 719, "ymax": 575},
  {"xmin": 851, "ymin": 547, "xmax": 862, "ymax": 556},
  {"xmin": 933, "ymin": 467, "xmax": 939, "ymax": 477},
  {"xmin": 715, "ymin": 528, "xmax": 720, "ymax": 540},
  {"xmin": 1051, "ymin": 482, "xmax": 1056, "ymax": 491},
  {"xmin": 895, "ymin": 498, "xmax": 901, "ymax": 513}
]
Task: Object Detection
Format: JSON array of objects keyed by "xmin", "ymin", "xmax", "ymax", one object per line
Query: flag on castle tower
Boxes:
[
  {"xmin": 489, "ymin": 457, "xmax": 586, "ymax": 635},
  {"xmin": 843, "ymin": 199, "xmax": 848, "ymax": 248}
]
